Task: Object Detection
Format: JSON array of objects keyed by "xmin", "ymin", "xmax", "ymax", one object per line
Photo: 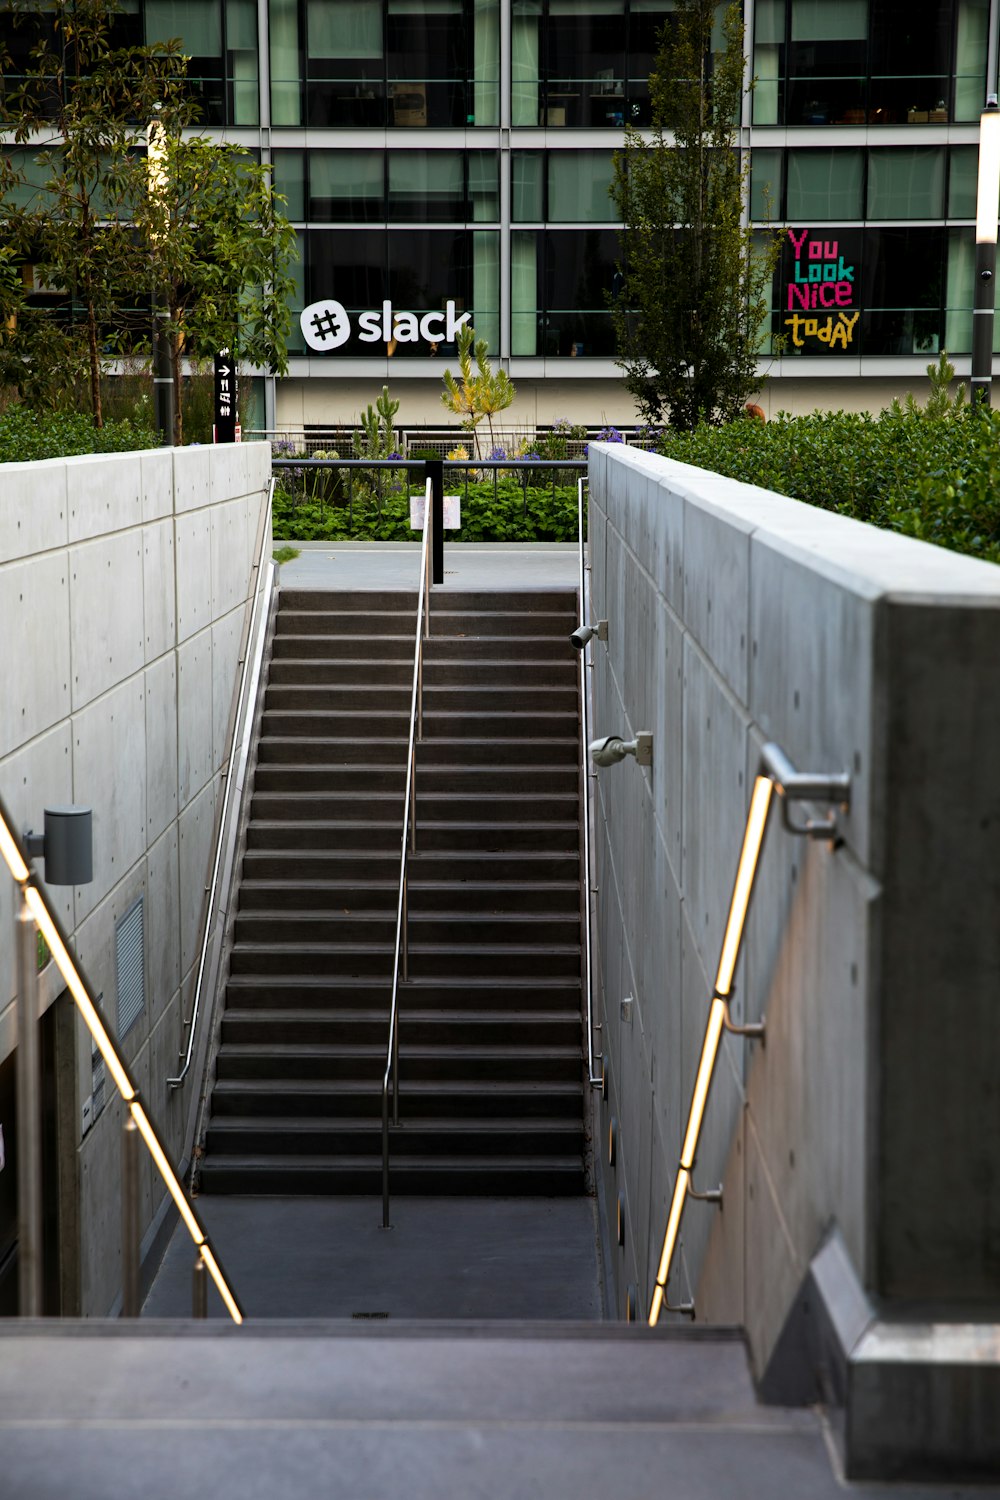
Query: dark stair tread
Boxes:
[
  {"xmin": 211, "ymin": 1077, "xmax": 583, "ymax": 1097},
  {"xmin": 207, "ymin": 1115, "xmax": 584, "ymax": 1134}
]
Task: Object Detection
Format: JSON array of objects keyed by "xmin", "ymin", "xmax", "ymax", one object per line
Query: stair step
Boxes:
[
  {"xmin": 246, "ymin": 820, "xmax": 581, "ymax": 852},
  {"xmin": 233, "ymin": 912, "xmax": 582, "ymax": 945},
  {"xmin": 209, "ymin": 1076, "xmax": 584, "ymax": 1118},
  {"xmin": 223, "ymin": 975, "xmax": 581, "ymax": 1010},
  {"xmin": 253, "ymin": 763, "xmax": 579, "ymax": 795},
  {"xmin": 197, "ymin": 1155, "xmax": 586, "ymax": 1195},
  {"xmin": 220, "ymin": 1009, "xmax": 582, "ymax": 1047},
  {"xmin": 240, "ymin": 850, "xmax": 580, "ymax": 882},
  {"xmin": 250, "ymin": 791, "xmax": 580, "ymax": 823},
  {"xmin": 256, "ymin": 736, "xmax": 578, "ymax": 766},
  {"xmin": 228, "ymin": 942, "xmax": 581, "ymax": 978},
  {"xmin": 214, "ymin": 1043, "xmax": 584, "ymax": 1082},
  {"xmin": 205, "ymin": 1116, "xmax": 584, "ymax": 1157}
]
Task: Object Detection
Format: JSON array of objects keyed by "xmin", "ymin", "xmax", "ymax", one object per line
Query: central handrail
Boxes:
[
  {"xmin": 578, "ymin": 477, "xmax": 603, "ymax": 1090},
  {"xmin": 382, "ymin": 477, "xmax": 433, "ymax": 1227}
]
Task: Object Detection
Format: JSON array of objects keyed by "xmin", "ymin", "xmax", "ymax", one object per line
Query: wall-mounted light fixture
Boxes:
[
  {"xmin": 648, "ymin": 744, "xmax": 851, "ymax": 1326},
  {"xmin": 0, "ymin": 791, "xmax": 244, "ymax": 1324},
  {"xmin": 570, "ymin": 620, "xmax": 608, "ymax": 650},
  {"xmin": 590, "ymin": 732, "xmax": 653, "ymax": 768},
  {"xmin": 23, "ymin": 806, "xmax": 93, "ymax": 886}
]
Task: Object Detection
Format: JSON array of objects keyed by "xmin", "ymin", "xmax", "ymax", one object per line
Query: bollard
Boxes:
[
  {"xmin": 192, "ymin": 1253, "xmax": 208, "ymax": 1319},
  {"xmin": 121, "ymin": 1115, "xmax": 140, "ymax": 1317},
  {"xmin": 16, "ymin": 893, "xmax": 43, "ymax": 1316}
]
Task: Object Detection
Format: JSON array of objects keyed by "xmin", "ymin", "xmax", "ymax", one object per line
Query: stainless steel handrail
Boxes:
[
  {"xmin": 168, "ymin": 479, "xmax": 275, "ymax": 1089},
  {"xmin": 381, "ymin": 478, "xmax": 434, "ymax": 1227},
  {"xmin": 578, "ymin": 477, "xmax": 603, "ymax": 1089}
]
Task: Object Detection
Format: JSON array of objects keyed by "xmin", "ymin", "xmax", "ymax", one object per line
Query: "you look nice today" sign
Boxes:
[{"xmin": 782, "ymin": 229, "xmax": 860, "ymax": 352}]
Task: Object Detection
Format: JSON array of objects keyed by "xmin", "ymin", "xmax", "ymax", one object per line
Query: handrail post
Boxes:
[{"xmin": 425, "ymin": 459, "xmax": 444, "ymax": 585}]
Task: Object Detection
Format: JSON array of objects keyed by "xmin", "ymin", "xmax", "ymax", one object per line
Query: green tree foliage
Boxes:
[
  {"xmin": 0, "ymin": 0, "xmax": 190, "ymax": 424},
  {"xmin": 441, "ymin": 324, "xmax": 516, "ymax": 455},
  {"xmin": 133, "ymin": 130, "xmax": 297, "ymax": 445},
  {"xmin": 0, "ymin": 0, "xmax": 296, "ymax": 439},
  {"xmin": 610, "ymin": 0, "xmax": 781, "ymax": 430}
]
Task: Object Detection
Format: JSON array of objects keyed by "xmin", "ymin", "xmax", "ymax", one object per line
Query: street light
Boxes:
[
  {"xmin": 971, "ymin": 95, "xmax": 1000, "ymax": 404},
  {"xmin": 146, "ymin": 111, "xmax": 176, "ymax": 445}
]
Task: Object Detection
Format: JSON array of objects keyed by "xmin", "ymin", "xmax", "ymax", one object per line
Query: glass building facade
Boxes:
[{"xmin": 3, "ymin": 0, "xmax": 999, "ymax": 426}]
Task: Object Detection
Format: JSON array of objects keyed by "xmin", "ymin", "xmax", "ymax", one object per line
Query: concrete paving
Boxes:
[
  {"xmin": 143, "ymin": 1196, "xmax": 606, "ymax": 1321},
  {"xmin": 3, "ymin": 1322, "xmax": 998, "ymax": 1500},
  {"xmin": 275, "ymin": 539, "xmax": 580, "ymax": 591}
]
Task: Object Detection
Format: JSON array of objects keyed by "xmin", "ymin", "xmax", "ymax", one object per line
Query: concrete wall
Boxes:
[
  {"xmin": 587, "ymin": 443, "xmax": 1000, "ymax": 1456},
  {"xmin": 0, "ymin": 443, "xmax": 270, "ymax": 1315}
]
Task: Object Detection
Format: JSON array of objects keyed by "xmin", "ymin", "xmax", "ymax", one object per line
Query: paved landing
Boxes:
[
  {"xmin": 143, "ymin": 1196, "xmax": 605, "ymax": 1321},
  {"xmin": 275, "ymin": 540, "xmax": 580, "ymax": 591}
]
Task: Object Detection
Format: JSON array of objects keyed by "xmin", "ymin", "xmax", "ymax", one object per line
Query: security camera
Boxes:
[
  {"xmin": 590, "ymin": 734, "xmax": 628, "ymax": 766},
  {"xmin": 590, "ymin": 731, "xmax": 654, "ymax": 768},
  {"xmin": 570, "ymin": 619, "xmax": 608, "ymax": 650}
]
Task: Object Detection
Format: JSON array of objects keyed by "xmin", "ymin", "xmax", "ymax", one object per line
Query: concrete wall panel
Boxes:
[
  {"xmin": 0, "ymin": 554, "xmax": 71, "ymax": 758},
  {"xmin": 69, "ymin": 531, "xmax": 145, "ymax": 710},
  {"xmin": 211, "ymin": 498, "xmax": 250, "ymax": 619},
  {"xmin": 140, "ymin": 450, "xmax": 174, "ymax": 523},
  {"xmin": 176, "ymin": 631, "xmax": 214, "ymax": 809},
  {"xmin": 66, "ymin": 453, "xmax": 142, "ymax": 543},
  {"xmin": 178, "ymin": 779, "xmax": 217, "ymax": 978},
  {"xmin": 144, "ymin": 653, "xmax": 178, "ymax": 845},
  {"xmin": 212, "ymin": 609, "xmax": 243, "ymax": 771},
  {"xmin": 0, "ymin": 724, "xmax": 75, "ymax": 1012},
  {"xmin": 143, "ymin": 519, "xmax": 176, "ymax": 663},
  {"xmin": 71, "ymin": 681, "xmax": 147, "ymax": 923},
  {"xmin": 174, "ymin": 509, "xmax": 212, "ymax": 643},
  {"xmin": 0, "ymin": 459, "xmax": 68, "ymax": 560},
  {"xmin": 145, "ymin": 825, "xmax": 181, "ymax": 1031}
]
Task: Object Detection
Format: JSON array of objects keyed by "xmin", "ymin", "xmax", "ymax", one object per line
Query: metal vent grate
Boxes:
[{"xmin": 115, "ymin": 895, "xmax": 145, "ymax": 1038}]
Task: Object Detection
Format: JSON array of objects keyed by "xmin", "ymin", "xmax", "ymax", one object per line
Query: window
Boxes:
[
  {"xmin": 787, "ymin": 149, "xmax": 863, "ymax": 220},
  {"xmin": 867, "ymin": 148, "xmax": 945, "ymax": 219},
  {"xmin": 389, "ymin": 151, "xmax": 464, "ymax": 220},
  {"xmin": 312, "ymin": 151, "xmax": 384, "ymax": 221},
  {"xmin": 750, "ymin": 147, "xmax": 783, "ymax": 221},
  {"xmin": 548, "ymin": 151, "xmax": 616, "ymax": 221}
]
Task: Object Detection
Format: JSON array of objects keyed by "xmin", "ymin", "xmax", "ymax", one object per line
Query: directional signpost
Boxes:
[{"xmin": 214, "ymin": 349, "xmax": 239, "ymax": 443}]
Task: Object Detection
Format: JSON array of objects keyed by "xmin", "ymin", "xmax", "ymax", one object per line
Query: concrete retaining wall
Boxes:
[
  {"xmin": 0, "ymin": 442, "xmax": 270, "ymax": 1315},
  {"xmin": 587, "ymin": 442, "xmax": 1000, "ymax": 1474}
]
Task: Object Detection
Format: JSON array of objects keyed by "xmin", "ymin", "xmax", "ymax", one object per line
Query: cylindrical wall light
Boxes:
[{"xmin": 972, "ymin": 97, "xmax": 1000, "ymax": 404}]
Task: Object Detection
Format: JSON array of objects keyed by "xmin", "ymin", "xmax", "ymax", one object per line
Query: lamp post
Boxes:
[
  {"xmin": 146, "ymin": 114, "xmax": 176, "ymax": 445},
  {"xmin": 971, "ymin": 96, "xmax": 1000, "ymax": 404}
]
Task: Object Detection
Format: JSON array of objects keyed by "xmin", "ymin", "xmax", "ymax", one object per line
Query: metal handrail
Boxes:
[
  {"xmin": 168, "ymin": 479, "xmax": 275, "ymax": 1089},
  {"xmin": 577, "ymin": 477, "xmax": 603, "ymax": 1090},
  {"xmin": 381, "ymin": 477, "xmax": 434, "ymax": 1227}
]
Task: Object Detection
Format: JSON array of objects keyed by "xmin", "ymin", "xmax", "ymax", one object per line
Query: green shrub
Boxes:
[
  {"xmin": 654, "ymin": 395, "xmax": 1000, "ymax": 565},
  {"xmin": 0, "ymin": 406, "xmax": 157, "ymax": 463},
  {"xmin": 272, "ymin": 474, "xmax": 581, "ymax": 544}
]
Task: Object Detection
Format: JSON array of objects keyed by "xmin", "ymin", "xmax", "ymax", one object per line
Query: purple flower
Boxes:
[
  {"xmin": 388, "ymin": 450, "xmax": 404, "ymax": 460},
  {"xmin": 488, "ymin": 446, "xmax": 507, "ymax": 461},
  {"xmin": 595, "ymin": 425, "xmax": 624, "ymax": 443}
]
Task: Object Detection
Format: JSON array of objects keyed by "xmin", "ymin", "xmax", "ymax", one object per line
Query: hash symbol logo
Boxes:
[{"xmin": 301, "ymin": 299, "xmax": 350, "ymax": 351}]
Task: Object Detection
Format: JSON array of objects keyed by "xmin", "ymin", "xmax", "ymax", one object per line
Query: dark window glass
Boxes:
[
  {"xmin": 272, "ymin": 148, "xmax": 305, "ymax": 219},
  {"xmin": 308, "ymin": 228, "xmax": 388, "ymax": 309},
  {"xmin": 542, "ymin": 228, "xmax": 619, "ymax": 354},
  {"xmin": 869, "ymin": 0, "xmax": 951, "ymax": 122},
  {"xmin": 387, "ymin": 0, "xmax": 470, "ymax": 125},
  {"xmin": 310, "ymin": 150, "xmax": 384, "ymax": 220},
  {"xmin": 388, "ymin": 151, "xmax": 464, "ymax": 220}
]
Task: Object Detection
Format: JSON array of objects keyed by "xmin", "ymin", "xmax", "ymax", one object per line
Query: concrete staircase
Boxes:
[{"xmin": 198, "ymin": 586, "xmax": 587, "ymax": 1196}]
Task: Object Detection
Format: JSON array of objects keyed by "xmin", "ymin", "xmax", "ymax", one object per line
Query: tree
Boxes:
[
  {"xmin": 132, "ymin": 130, "xmax": 297, "ymax": 445},
  {"xmin": 0, "ymin": 0, "xmax": 190, "ymax": 425},
  {"xmin": 610, "ymin": 0, "xmax": 781, "ymax": 430},
  {"xmin": 440, "ymin": 324, "xmax": 516, "ymax": 455}
]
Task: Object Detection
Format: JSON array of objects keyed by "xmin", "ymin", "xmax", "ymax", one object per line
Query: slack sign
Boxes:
[{"xmin": 301, "ymin": 298, "xmax": 471, "ymax": 352}]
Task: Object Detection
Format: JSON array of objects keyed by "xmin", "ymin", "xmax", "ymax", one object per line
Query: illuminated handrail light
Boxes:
[
  {"xmin": 649, "ymin": 746, "xmax": 850, "ymax": 1325},
  {"xmin": 0, "ymin": 793, "xmax": 244, "ymax": 1324}
]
